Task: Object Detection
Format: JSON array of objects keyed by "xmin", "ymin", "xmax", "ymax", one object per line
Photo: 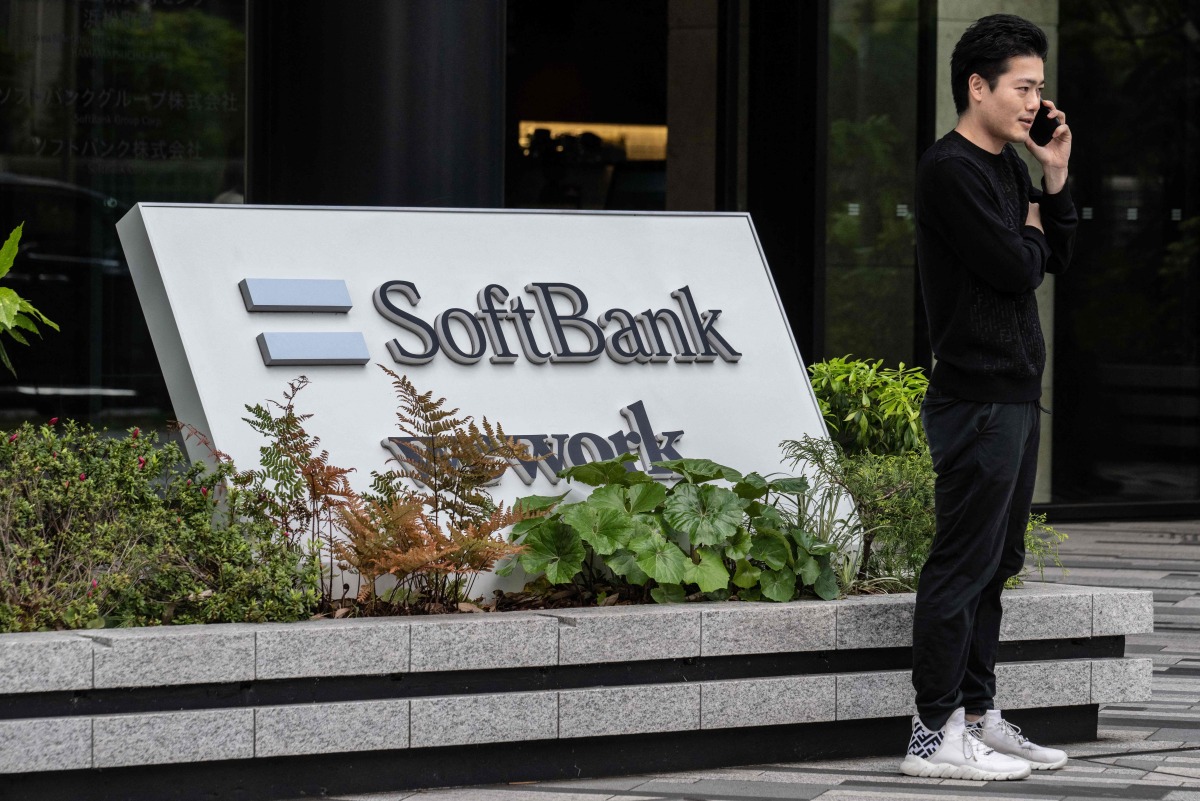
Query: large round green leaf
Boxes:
[
  {"xmin": 733, "ymin": 472, "xmax": 769, "ymax": 500},
  {"xmin": 650, "ymin": 583, "xmax": 687, "ymax": 604},
  {"xmin": 629, "ymin": 512, "xmax": 666, "ymax": 537},
  {"xmin": 796, "ymin": 552, "xmax": 821, "ymax": 587},
  {"xmin": 790, "ymin": 526, "xmax": 839, "ymax": 557},
  {"xmin": 752, "ymin": 506, "xmax": 785, "ymax": 529},
  {"xmin": 585, "ymin": 482, "xmax": 667, "ymax": 516},
  {"xmin": 769, "ymin": 476, "xmax": 810, "ymax": 496},
  {"xmin": 585, "ymin": 484, "xmax": 630, "ymax": 514},
  {"xmin": 652, "ymin": 458, "xmax": 742, "ymax": 484},
  {"xmin": 517, "ymin": 522, "xmax": 585, "ymax": 585},
  {"xmin": 725, "ymin": 527, "xmax": 753, "ymax": 561},
  {"xmin": 739, "ymin": 585, "xmax": 763, "ymax": 602},
  {"xmin": 625, "ymin": 482, "xmax": 667, "ymax": 514},
  {"xmin": 627, "ymin": 514, "xmax": 668, "ymax": 553},
  {"xmin": 603, "ymin": 548, "xmax": 650, "ymax": 585},
  {"xmin": 562, "ymin": 503, "xmax": 634, "ymax": 555},
  {"xmin": 514, "ymin": 492, "xmax": 569, "ymax": 514},
  {"xmin": 632, "ymin": 532, "xmax": 688, "ymax": 585},
  {"xmin": 560, "ymin": 452, "xmax": 652, "ymax": 487},
  {"xmin": 749, "ymin": 529, "xmax": 793, "ymax": 570},
  {"xmin": 759, "ymin": 567, "xmax": 797, "ymax": 602},
  {"xmin": 509, "ymin": 515, "xmax": 547, "ymax": 542},
  {"xmin": 685, "ymin": 547, "xmax": 730, "ymax": 593},
  {"xmin": 813, "ymin": 567, "xmax": 840, "ymax": 600},
  {"xmin": 732, "ymin": 559, "xmax": 761, "ymax": 589},
  {"xmin": 663, "ymin": 484, "xmax": 743, "ymax": 547}
]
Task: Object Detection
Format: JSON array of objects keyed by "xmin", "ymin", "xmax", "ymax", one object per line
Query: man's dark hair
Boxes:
[{"xmin": 951, "ymin": 14, "xmax": 1049, "ymax": 115}]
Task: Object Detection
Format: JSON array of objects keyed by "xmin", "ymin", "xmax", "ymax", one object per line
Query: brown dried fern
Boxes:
[
  {"xmin": 333, "ymin": 492, "xmax": 455, "ymax": 607},
  {"xmin": 444, "ymin": 504, "xmax": 530, "ymax": 575},
  {"xmin": 360, "ymin": 367, "xmax": 538, "ymax": 607},
  {"xmin": 373, "ymin": 366, "xmax": 535, "ymax": 528}
]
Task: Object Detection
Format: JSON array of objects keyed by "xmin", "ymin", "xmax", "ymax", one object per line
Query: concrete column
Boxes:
[{"xmin": 935, "ymin": 0, "xmax": 1060, "ymax": 503}]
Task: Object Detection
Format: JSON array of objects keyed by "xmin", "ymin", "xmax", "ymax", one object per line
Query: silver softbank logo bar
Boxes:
[{"xmin": 239, "ymin": 278, "xmax": 742, "ymax": 367}]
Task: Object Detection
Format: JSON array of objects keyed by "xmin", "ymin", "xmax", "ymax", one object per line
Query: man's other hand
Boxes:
[{"xmin": 1026, "ymin": 201, "xmax": 1044, "ymax": 232}]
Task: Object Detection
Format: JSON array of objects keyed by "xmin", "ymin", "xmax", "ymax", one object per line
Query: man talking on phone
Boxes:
[{"xmin": 902, "ymin": 13, "xmax": 1077, "ymax": 781}]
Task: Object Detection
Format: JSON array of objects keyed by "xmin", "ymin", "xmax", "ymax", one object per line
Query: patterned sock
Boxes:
[{"xmin": 908, "ymin": 718, "xmax": 945, "ymax": 758}]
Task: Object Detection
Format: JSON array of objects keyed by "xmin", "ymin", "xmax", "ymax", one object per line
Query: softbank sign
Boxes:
[{"xmin": 116, "ymin": 205, "xmax": 827, "ymax": 504}]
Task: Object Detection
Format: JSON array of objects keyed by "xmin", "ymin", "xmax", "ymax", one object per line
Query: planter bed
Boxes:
[{"xmin": 0, "ymin": 582, "xmax": 1152, "ymax": 800}]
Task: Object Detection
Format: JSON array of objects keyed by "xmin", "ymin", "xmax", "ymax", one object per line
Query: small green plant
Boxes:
[
  {"xmin": 0, "ymin": 223, "xmax": 59, "ymax": 376},
  {"xmin": 807, "ymin": 356, "xmax": 927, "ymax": 455},
  {"xmin": 506, "ymin": 454, "xmax": 840, "ymax": 603},
  {"xmin": 1008, "ymin": 513, "xmax": 1069, "ymax": 588},
  {"xmin": 802, "ymin": 356, "xmax": 1070, "ymax": 594}
]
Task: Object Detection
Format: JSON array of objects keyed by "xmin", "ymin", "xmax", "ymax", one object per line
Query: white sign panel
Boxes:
[{"xmin": 117, "ymin": 205, "xmax": 827, "ymax": 503}]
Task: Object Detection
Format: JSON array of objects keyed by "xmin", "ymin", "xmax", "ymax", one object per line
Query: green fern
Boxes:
[{"xmin": 234, "ymin": 376, "xmax": 354, "ymax": 606}]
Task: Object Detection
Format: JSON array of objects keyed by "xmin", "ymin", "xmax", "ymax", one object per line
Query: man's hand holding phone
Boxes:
[{"xmin": 1025, "ymin": 99, "xmax": 1071, "ymax": 193}]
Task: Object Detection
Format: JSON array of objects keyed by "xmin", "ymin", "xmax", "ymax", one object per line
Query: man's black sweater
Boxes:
[{"xmin": 915, "ymin": 130, "xmax": 1077, "ymax": 403}]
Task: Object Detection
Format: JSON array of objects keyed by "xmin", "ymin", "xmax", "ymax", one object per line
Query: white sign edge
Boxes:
[{"xmin": 116, "ymin": 205, "xmax": 213, "ymax": 449}]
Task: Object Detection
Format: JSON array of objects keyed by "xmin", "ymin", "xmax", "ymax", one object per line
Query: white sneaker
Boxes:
[
  {"xmin": 900, "ymin": 708, "xmax": 1032, "ymax": 780},
  {"xmin": 972, "ymin": 710, "xmax": 1069, "ymax": 770}
]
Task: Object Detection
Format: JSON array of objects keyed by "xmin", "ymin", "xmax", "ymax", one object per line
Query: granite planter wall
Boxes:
[{"xmin": 0, "ymin": 582, "xmax": 1152, "ymax": 800}]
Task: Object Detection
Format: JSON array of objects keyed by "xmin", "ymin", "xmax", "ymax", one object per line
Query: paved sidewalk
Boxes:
[{"xmin": 315, "ymin": 519, "xmax": 1200, "ymax": 801}]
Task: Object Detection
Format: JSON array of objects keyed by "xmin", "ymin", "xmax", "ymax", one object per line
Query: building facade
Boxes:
[{"xmin": 0, "ymin": 0, "xmax": 1196, "ymax": 518}]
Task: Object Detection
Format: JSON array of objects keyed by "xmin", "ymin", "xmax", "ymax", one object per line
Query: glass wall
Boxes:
[
  {"xmin": 0, "ymin": 0, "xmax": 1192, "ymax": 515},
  {"xmin": 824, "ymin": 0, "xmax": 919, "ymax": 367},
  {"xmin": 1052, "ymin": 0, "xmax": 1200, "ymax": 504},
  {"xmin": 0, "ymin": 0, "xmax": 245, "ymax": 430}
]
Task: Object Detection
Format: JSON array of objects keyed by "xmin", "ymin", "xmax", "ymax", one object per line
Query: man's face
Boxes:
[{"xmin": 974, "ymin": 54, "xmax": 1045, "ymax": 146}]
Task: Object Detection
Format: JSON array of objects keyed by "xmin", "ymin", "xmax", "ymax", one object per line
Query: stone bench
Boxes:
[{"xmin": 0, "ymin": 582, "xmax": 1152, "ymax": 800}]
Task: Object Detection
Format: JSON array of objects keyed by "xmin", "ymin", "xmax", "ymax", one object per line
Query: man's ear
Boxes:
[{"xmin": 968, "ymin": 73, "xmax": 988, "ymax": 103}]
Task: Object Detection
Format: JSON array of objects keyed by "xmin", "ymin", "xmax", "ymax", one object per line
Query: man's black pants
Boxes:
[{"xmin": 912, "ymin": 387, "xmax": 1041, "ymax": 731}]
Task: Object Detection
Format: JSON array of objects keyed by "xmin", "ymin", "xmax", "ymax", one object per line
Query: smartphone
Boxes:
[{"xmin": 1029, "ymin": 103, "xmax": 1060, "ymax": 146}]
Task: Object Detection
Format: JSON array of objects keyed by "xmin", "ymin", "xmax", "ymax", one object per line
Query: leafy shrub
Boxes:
[
  {"xmin": 796, "ymin": 356, "xmax": 1069, "ymax": 593},
  {"xmin": 0, "ymin": 223, "xmax": 58, "ymax": 376},
  {"xmin": 801, "ymin": 357, "xmax": 938, "ymax": 592},
  {"xmin": 807, "ymin": 356, "xmax": 927, "ymax": 455},
  {"xmin": 783, "ymin": 435, "xmax": 935, "ymax": 592},
  {"xmin": 0, "ymin": 419, "xmax": 318, "ymax": 632},
  {"xmin": 506, "ymin": 454, "xmax": 840, "ymax": 603},
  {"xmin": 782, "ymin": 434, "xmax": 1067, "ymax": 593}
]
